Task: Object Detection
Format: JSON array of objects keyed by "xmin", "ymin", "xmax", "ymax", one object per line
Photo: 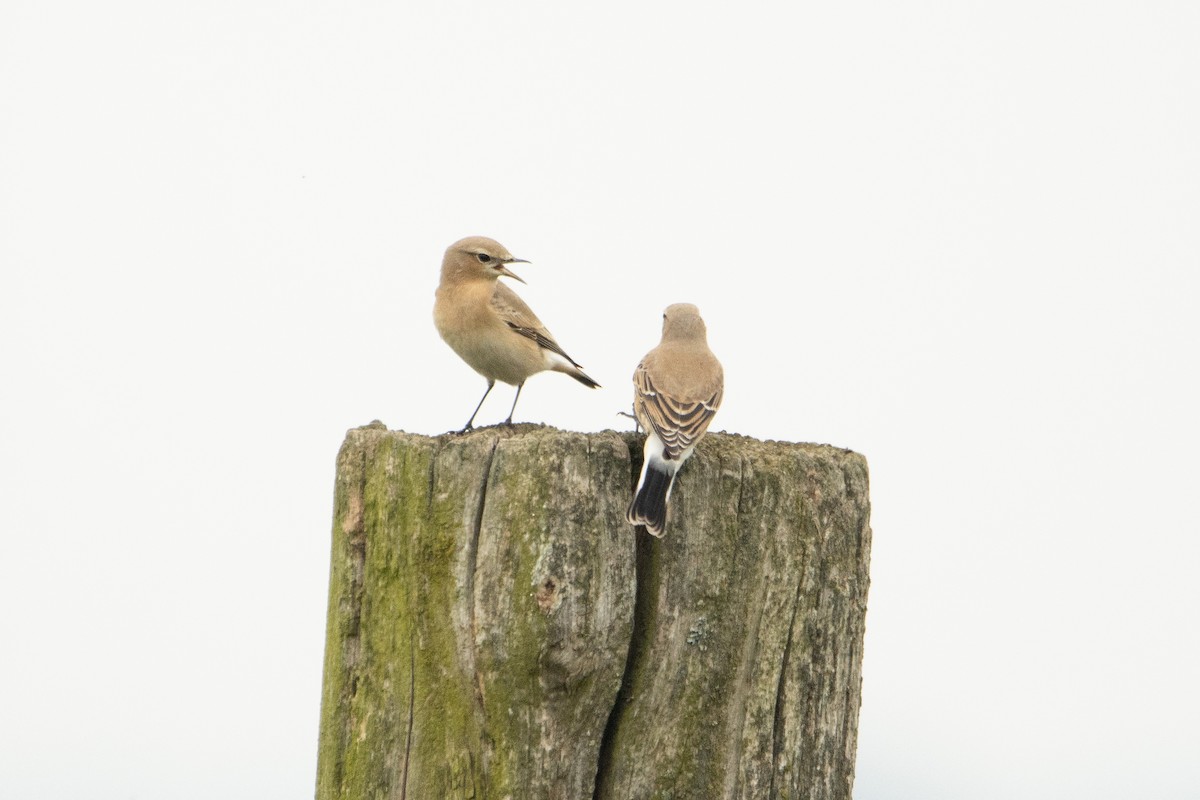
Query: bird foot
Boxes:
[{"xmin": 616, "ymin": 411, "xmax": 641, "ymax": 432}]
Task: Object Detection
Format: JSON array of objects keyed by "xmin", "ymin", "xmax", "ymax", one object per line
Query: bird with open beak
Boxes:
[{"xmin": 433, "ymin": 235, "xmax": 599, "ymax": 432}]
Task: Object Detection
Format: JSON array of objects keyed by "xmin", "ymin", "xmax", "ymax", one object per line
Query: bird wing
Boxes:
[
  {"xmin": 633, "ymin": 359, "xmax": 723, "ymax": 461},
  {"xmin": 491, "ymin": 281, "xmax": 585, "ymax": 368}
]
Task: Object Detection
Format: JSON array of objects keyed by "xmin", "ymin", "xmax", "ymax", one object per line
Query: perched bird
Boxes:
[
  {"xmin": 626, "ymin": 303, "xmax": 723, "ymax": 537},
  {"xmin": 433, "ymin": 236, "xmax": 599, "ymax": 432}
]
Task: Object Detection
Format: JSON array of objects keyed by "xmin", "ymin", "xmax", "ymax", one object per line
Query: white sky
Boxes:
[{"xmin": 2, "ymin": 2, "xmax": 1198, "ymax": 798}]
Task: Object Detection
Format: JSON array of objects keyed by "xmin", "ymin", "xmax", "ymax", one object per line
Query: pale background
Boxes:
[{"xmin": 2, "ymin": 2, "xmax": 1197, "ymax": 798}]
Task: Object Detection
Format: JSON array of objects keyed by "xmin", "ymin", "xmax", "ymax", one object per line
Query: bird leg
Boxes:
[
  {"xmin": 616, "ymin": 407, "xmax": 641, "ymax": 432},
  {"xmin": 462, "ymin": 379, "xmax": 495, "ymax": 432},
  {"xmin": 502, "ymin": 381, "xmax": 525, "ymax": 426}
]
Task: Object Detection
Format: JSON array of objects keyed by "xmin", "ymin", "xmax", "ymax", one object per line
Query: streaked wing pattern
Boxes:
[
  {"xmin": 634, "ymin": 364, "xmax": 722, "ymax": 460},
  {"xmin": 491, "ymin": 283, "xmax": 584, "ymax": 368},
  {"xmin": 504, "ymin": 322, "xmax": 583, "ymax": 368}
]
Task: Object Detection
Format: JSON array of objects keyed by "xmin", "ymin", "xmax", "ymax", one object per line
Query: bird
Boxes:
[
  {"xmin": 433, "ymin": 236, "xmax": 599, "ymax": 432},
  {"xmin": 626, "ymin": 303, "xmax": 723, "ymax": 537}
]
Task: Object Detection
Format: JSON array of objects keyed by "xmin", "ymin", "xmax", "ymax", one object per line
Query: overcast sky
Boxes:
[{"xmin": 2, "ymin": 2, "xmax": 1198, "ymax": 798}]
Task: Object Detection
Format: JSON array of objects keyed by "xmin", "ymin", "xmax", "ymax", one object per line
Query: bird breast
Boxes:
[{"xmin": 434, "ymin": 282, "xmax": 543, "ymax": 385}]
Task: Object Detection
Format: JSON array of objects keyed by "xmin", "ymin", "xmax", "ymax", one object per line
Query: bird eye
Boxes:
[{"xmin": 476, "ymin": 253, "xmax": 492, "ymax": 263}]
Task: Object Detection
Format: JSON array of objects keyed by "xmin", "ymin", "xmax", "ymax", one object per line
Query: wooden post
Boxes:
[{"xmin": 316, "ymin": 423, "xmax": 871, "ymax": 800}]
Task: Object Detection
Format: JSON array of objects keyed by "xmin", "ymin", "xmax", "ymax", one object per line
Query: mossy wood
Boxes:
[{"xmin": 316, "ymin": 423, "xmax": 871, "ymax": 800}]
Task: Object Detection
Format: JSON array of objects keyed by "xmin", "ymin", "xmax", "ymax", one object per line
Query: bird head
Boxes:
[
  {"xmin": 661, "ymin": 303, "xmax": 707, "ymax": 341},
  {"xmin": 444, "ymin": 236, "xmax": 528, "ymax": 284}
]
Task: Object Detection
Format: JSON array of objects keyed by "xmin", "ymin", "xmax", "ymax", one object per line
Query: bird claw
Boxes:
[{"xmin": 616, "ymin": 411, "xmax": 641, "ymax": 433}]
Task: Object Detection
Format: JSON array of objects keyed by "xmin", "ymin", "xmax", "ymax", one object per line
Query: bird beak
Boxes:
[
  {"xmin": 498, "ymin": 263, "xmax": 527, "ymax": 284},
  {"xmin": 498, "ymin": 257, "xmax": 529, "ymax": 283}
]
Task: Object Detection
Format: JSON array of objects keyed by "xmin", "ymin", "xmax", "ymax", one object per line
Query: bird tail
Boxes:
[
  {"xmin": 543, "ymin": 349, "xmax": 600, "ymax": 388},
  {"xmin": 626, "ymin": 456, "xmax": 676, "ymax": 537},
  {"xmin": 570, "ymin": 368, "xmax": 600, "ymax": 389}
]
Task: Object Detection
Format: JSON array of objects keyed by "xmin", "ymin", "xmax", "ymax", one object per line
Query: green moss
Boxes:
[{"xmin": 318, "ymin": 426, "xmax": 869, "ymax": 800}]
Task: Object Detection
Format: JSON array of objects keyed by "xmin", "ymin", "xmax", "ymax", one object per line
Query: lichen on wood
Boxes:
[{"xmin": 316, "ymin": 423, "xmax": 870, "ymax": 800}]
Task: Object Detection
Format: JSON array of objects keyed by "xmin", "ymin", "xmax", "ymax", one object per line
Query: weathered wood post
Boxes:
[{"xmin": 316, "ymin": 422, "xmax": 871, "ymax": 800}]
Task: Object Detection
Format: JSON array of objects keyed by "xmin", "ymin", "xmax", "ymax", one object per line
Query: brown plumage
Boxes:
[
  {"xmin": 627, "ymin": 303, "xmax": 723, "ymax": 536},
  {"xmin": 433, "ymin": 236, "xmax": 598, "ymax": 431}
]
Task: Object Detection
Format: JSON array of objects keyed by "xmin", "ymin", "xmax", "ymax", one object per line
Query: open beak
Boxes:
[{"xmin": 498, "ymin": 258, "xmax": 529, "ymax": 284}]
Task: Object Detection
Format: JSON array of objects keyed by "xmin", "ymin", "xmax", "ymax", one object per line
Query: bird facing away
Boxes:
[
  {"xmin": 626, "ymin": 303, "xmax": 724, "ymax": 537},
  {"xmin": 433, "ymin": 236, "xmax": 599, "ymax": 432}
]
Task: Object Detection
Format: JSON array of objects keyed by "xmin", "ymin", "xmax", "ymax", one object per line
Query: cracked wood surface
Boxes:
[{"xmin": 316, "ymin": 423, "xmax": 871, "ymax": 800}]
